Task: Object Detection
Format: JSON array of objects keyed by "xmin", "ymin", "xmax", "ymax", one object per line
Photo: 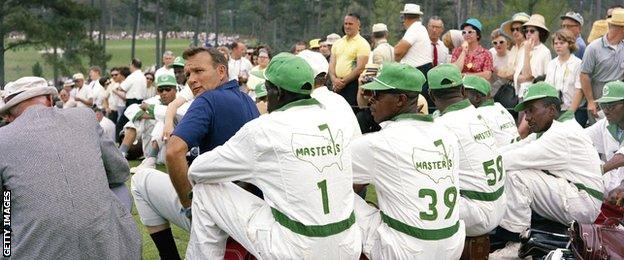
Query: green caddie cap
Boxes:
[
  {"xmin": 250, "ymin": 52, "xmax": 314, "ymax": 95},
  {"xmin": 172, "ymin": 56, "xmax": 185, "ymax": 67},
  {"xmin": 361, "ymin": 62, "xmax": 426, "ymax": 92},
  {"xmin": 156, "ymin": 74, "xmax": 177, "ymax": 88},
  {"xmin": 255, "ymin": 82, "xmax": 267, "ymax": 98},
  {"xmin": 463, "ymin": 75, "xmax": 491, "ymax": 96},
  {"xmin": 427, "ymin": 64, "xmax": 463, "ymax": 89},
  {"xmin": 514, "ymin": 82, "xmax": 559, "ymax": 111},
  {"xmin": 595, "ymin": 81, "xmax": 624, "ymax": 103}
]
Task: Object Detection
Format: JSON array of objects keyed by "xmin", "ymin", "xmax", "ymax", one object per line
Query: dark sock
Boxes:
[
  {"xmin": 148, "ymin": 145, "xmax": 159, "ymax": 158},
  {"xmin": 119, "ymin": 144, "xmax": 129, "ymax": 154},
  {"xmin": 150, "ymin": 228, "xmax": 181, "ymax": 260},
  {"xmin": 493, "ymin": 226, "xmax": 521, "ymax": 242}
]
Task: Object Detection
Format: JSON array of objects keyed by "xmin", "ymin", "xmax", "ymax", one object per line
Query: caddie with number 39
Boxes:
[
  {"xmin": 351, "ymin": 63, "xmax": 465, "ymax": 259},
  {"xmin": 427, "ymin": 64, "xmax": 506, "ymax": 237},
  {"xmin": 185, "ymin": 53, "xmax": 362, "ymax": 259}
]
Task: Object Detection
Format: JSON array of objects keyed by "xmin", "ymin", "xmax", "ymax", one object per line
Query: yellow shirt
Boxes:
[{"xmin": 331, "ymin": 34, "xmax": 371, "ymax": 78}]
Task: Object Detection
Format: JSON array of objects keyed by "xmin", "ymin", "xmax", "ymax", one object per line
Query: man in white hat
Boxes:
[
  {"xmin": 370, "ymin": 23, "xmax": 394, "ymax": 65},
  {"xmin": 580, "ymin": 8, "xmax": 624, "ymax": 122},
  {"xmin": 0, "ymin": 76, "xmax": 141, "ymax": 258},
  {"xmin": 73, "ymin": 72, "xmax": 94, "ymax": 108},
  {"xmin": 394, "ymin": 3, "xmax": 434, "ymax": 105}
]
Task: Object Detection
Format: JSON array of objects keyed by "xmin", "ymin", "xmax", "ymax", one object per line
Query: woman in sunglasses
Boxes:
[
  {"xmin": 451, "ymin": 18, "xmax": 493, "ymax": 80},
  {"xmin": 513, "ymin": 14, "xmax": 552, "ymax": 98},
  {"xmin": 144, "ymin": 72, "xmax": 157, "ymax": 99},
  {"xmin": 489, "ymin": 29, "xmax": 512, "ymax": 95},
  {"xmin": 514, "ymin": 14, "xmax": 552, "ymax": 138}
]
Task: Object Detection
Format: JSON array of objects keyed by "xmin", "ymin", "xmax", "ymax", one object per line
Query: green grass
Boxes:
[
  {"xmin": 127, "ymin": 160, "xmax": 190, "ymax": 259},
  {"xmin": 4, "ymin": 39, "xmax": 195, "ymax": 82}
]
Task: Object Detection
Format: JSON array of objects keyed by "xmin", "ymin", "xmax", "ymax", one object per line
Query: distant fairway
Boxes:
[{"xmin": 4, "ymin": 38, "xmax": 194, "ymax": 82}]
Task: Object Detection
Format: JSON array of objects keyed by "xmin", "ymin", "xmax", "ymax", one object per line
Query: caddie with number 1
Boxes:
[
  {"xmin": 352, "ymin": 63, "xmax": 465, "ymax": 259},
  {"xmin": 186, "ymin": 53, "xmax": 362, "ymax": 259},
  {"xmin": 428, "ymin": 64, "xmax": 506, "ymax": 236}
]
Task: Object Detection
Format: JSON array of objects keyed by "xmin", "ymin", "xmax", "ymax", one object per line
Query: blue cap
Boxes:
[{"xmin": 462, "ymin": 18, "xmax": 483, "ymax": 32}]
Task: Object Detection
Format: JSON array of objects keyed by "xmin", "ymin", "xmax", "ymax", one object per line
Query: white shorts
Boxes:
[
  {"xmin": 186, "ymin": 182, "xmax": 361, "ymax": 260},
  {"xmin": 130, "ymin": 168, "xmax": 191, "ymax": 231},
  {"xmin": 354, "ymin": 196, "xmax": 464, "ymax": 260}
]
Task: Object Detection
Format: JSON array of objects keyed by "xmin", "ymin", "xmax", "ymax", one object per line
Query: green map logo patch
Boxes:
[{"xmin": 291, "ymin": 124, "xmax": 345, "ymax": 173}]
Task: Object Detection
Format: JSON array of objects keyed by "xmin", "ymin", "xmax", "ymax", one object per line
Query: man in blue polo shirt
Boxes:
[{"xmin": 131, "ymin": 47, "xmax": 258, "ymax": 260}]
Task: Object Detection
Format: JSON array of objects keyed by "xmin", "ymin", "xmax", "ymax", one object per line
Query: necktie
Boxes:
[{"xmin": 432, "ymin": 42, "xmax": 438, "ymax": 66}]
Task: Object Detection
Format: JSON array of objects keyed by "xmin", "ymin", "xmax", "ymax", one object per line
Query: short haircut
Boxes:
[
  {"xmin": 490, "ymin": 28, "xmax": 509, "ymax": 41},
  {"xmin": 120, "ymin": 67, "xmax": 131, "ymax": 77},
  {"xmin": 428, "ymin": 16, "xmax": 444, "ymax": 24},
  {"xmin": 346, "ymin": 13, "xmax": 361, "ymax": 21},
  {"xmin": 229, "ymin": 42, "xmax": 239, "ymax": 50},
  {"xmin": 131, "ymin": 58, "xmax": 142, "ymax": 69},
  {"xmin": 552, "ymin": 29, "xmax": 578, "ymax": 53},
  {"xmin": 89, "ymin": 66, "xmax": 102, "ymax": 74},
  {"xmin": 430, "ymin": 85, "xmax": 462, "ymax": 100},
  {"xmin": 372, "ymin": 31, "xmax": 387, "ymax": 39},
  {"xmin": 163, "ymin": 50, "xmax": 174, "ymax": 57},
  {"xmin": 540, "ymin": 97, "xmax": 562, "ymax": 112},
  {"xmin": 182, "ymin": 47, "xmax": 228, "ymax": 69}
]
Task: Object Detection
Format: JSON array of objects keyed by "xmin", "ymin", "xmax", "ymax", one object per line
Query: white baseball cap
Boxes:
[
  {"xmin": 372, "ymin": 23, "xmax": 388, "ymax": 33},
  {"xmin": 297, "ymin": 50, "xmax": 329, "ymax": 77}
]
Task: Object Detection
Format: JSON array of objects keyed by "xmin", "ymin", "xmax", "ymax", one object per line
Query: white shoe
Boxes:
[
  {"xmin": 130, "ymin": 157, "xmax": 156, "ymax": 174},
  {"xmin": 489, "ymin": 242, "xmax": 522, "ymax": 260}
]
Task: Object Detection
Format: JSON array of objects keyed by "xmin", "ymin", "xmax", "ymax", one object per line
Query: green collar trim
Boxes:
[
  {"xmin": 274, "ymin": 98, "xmax": 320, "ymax": 112},
  {"xmin": 556, "ymin": 110, "xmax": 575, "ymax": 122},
  {"xmin": 380, "ymin": 212, "xmax": 460, "ymax": 240},
  {"xmin": 480, "ymin": 99, "xmax": 495, "ymax": 107},
  {"xmin": 441, "ymin": 99, "xmax": 472, "ymax": 115},
  {"xmin": 391, "ymin": 113, "xmax": 433, "ymax": 122},
  {"xmin": 607, "ymin": 123, "xmax": 624, "ymax": 144}
]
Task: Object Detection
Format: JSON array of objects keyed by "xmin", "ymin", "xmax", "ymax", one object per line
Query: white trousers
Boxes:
[
  {"xmin": 459, "ymin": 194, "xmax": 506, "ymax": 236},
  {"xmin": 186, "ymin": 182, "xmax": 361, "ymax": 260},
  {"xmin": 354, "ymin": 196, "xmax": 465, "ymax": 260},
  {"xmin": 499, "ymin": 169, "xmax": 601, "ymax": 233},
  {"xmin": 130, "ymin": 168, "xmax": 191, "ymax": 231}
]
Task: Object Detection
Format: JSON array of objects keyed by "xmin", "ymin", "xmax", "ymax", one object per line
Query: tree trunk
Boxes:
[
  {"xmin": 193, "ymin": 0, "xmax": 201, "ymax": 47},
  {"xmin": 214, "ymin": 0, "xmax": 219, "ymax": 47},
  {"xmin": 161, "ymin": 7, "xmax": 167, "ymax": 58},
  {"xmin": 155, "ymin": 0, "xmax": 161, "ymax": 67},
  {"xmin": 131, "ymin": 0, "xmax": 140, "ymax": 59},
  {"xmin": 100, "ymin": 0, "xmax": 107, "ymax": 71},
  {"xmin": 53, "ymin": 46, "xmax": 59, "ymax": 89}
]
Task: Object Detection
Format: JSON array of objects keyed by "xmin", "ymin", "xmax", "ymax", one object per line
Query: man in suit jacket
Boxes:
[{"xmin": 0, "ymin": 77, "xmax": 141, "ymax": 259}]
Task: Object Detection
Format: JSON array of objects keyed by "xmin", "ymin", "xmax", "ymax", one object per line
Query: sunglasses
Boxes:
[
  {"xmin": 511, "ymin": 27, "xmax": 522, "ymax": 32},
  {"xmin": 111, "ymin": 73, "xmax": 119, "ymax": 77},
  {"xmin": 561, "ymin": 24, "xmax": 579, "ymax": 29},
  {"xmin": 157, "ymin": 87, "xmax": 174, "ymax": 93},
  {"xmin": 599, "ymin": 101, "xmax": 623, "ymax": 111},
  {"xmin": 492, "ymin": 40, "xmax": 506, "ymax": 45},
  {"xmin": 462, "ymin": 30, "xmax": 476, "ymax": 35},
  {"xmin": 524, "ymin": 29, "xmax": 537, "ymax": 34},
  {"xmin": 367, "ymin": 89, "xmax": 404, "ymax": 100},
  {"xmin": 146, "ymin": 77, "xmax": 154, "ymax": 81}
]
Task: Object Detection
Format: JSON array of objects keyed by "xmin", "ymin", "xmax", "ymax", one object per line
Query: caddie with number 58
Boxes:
[
  {"xmin": 351, "ymin": 63, "xmax": 465, "ymax": 259},
  {"xmin": 185, "ymin": 53, "xmax": 362, "ymax": 259},
  {"xmin": 428, "ymin": 64, "xmax": 506, "ymax": 237}
]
